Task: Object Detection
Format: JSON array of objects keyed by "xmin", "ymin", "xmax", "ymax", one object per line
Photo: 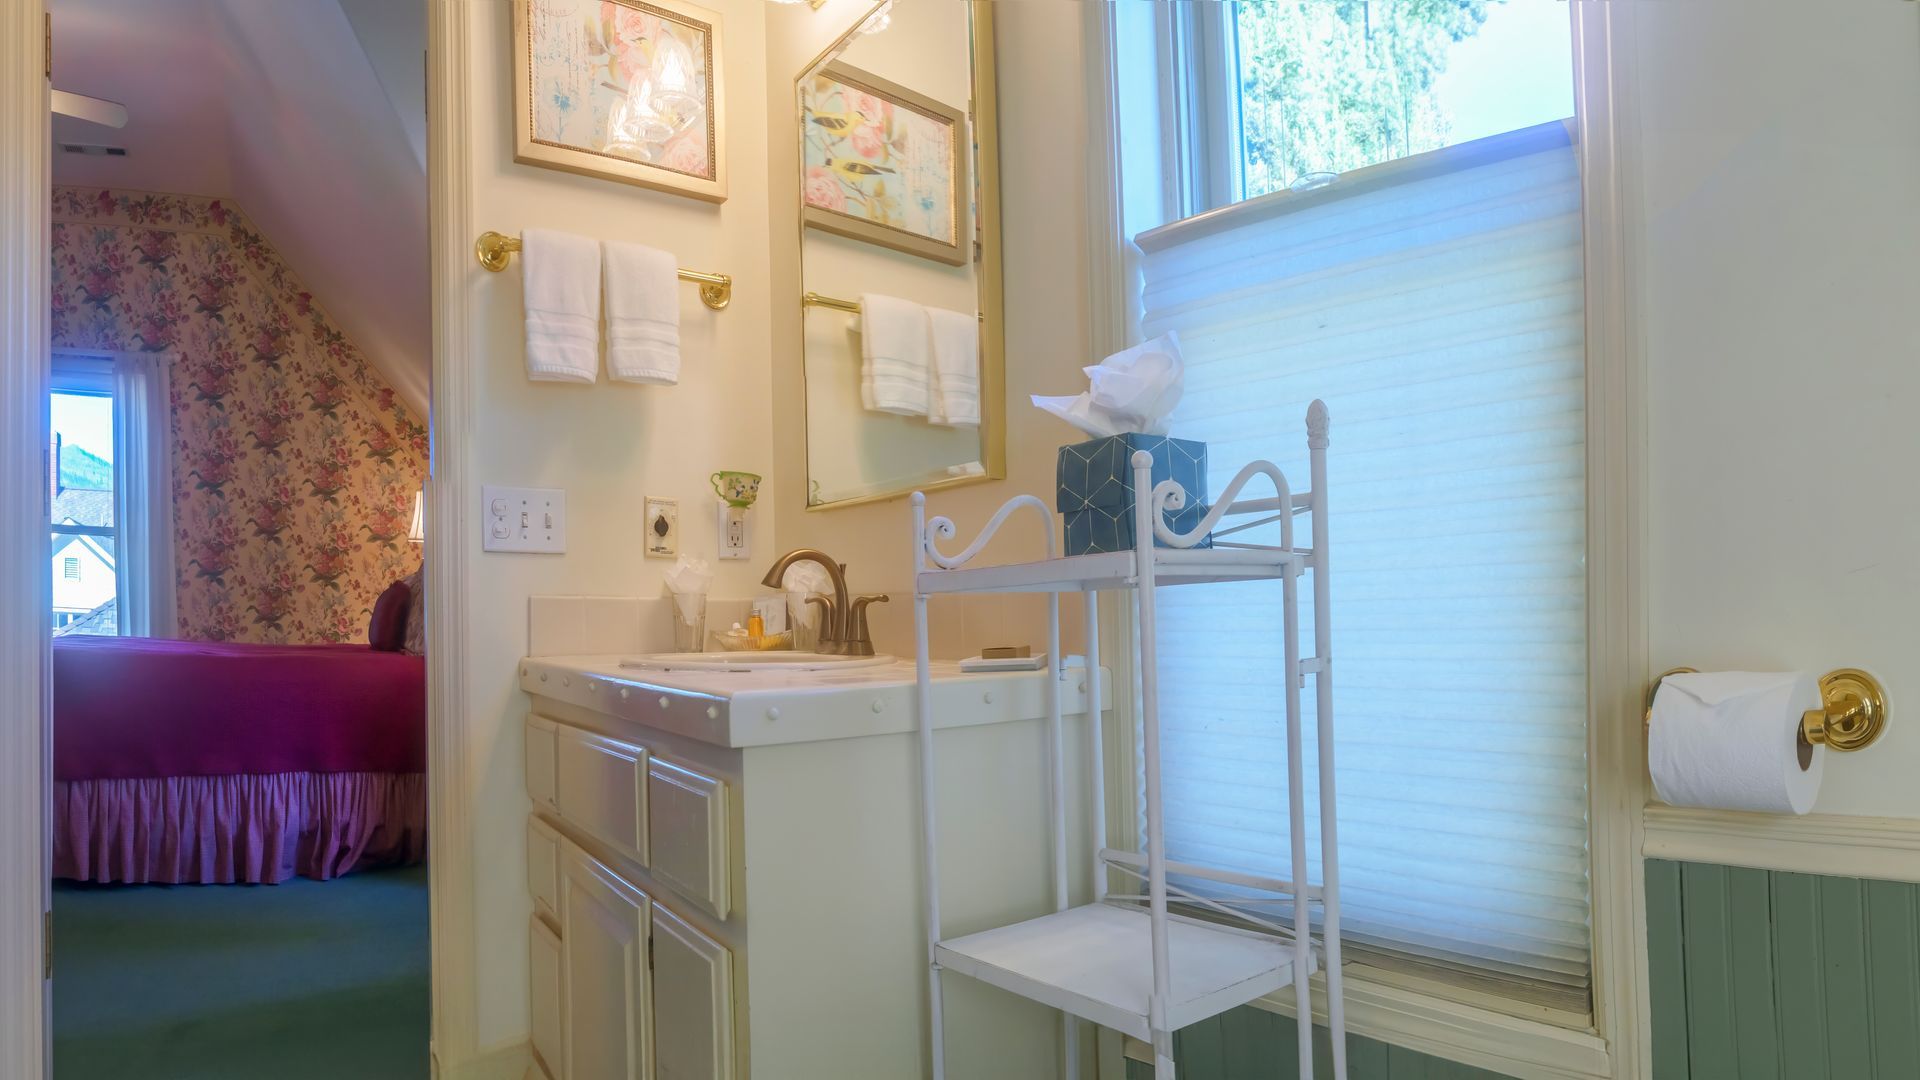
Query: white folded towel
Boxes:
[
  {"xmin": 521, "ymin": 228, "xmax": 601, "ymax": 383},
  {"xmin": 859, "ymin": 293, "xmax": 932, "ymax": 417},
  {"xmin": 604, "ymin": 240, "xmax": 682, "ymax": 385},
  {"xmin": 927, "ymin": 306, "xmax": 980, "ymax": 427}
]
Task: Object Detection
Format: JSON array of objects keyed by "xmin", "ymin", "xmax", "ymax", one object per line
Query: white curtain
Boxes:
[
  {"xmin": 111, "ymin": 353, "xmax": 176, "ymax": 638},
  {"xmin": 1135, "ymin": 121, "xmax": 1589, "ymax": 1008}
]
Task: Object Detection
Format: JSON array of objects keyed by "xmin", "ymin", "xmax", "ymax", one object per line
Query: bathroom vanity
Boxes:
[{"xmin": 518, "ymin": 651, "xmax": 1106, "ymax": 1080}]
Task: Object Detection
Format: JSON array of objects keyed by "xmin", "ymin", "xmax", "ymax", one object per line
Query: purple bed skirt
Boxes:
[{"xmin": 53, "ymin": 771, "xmax": 426, "ymax": 885}]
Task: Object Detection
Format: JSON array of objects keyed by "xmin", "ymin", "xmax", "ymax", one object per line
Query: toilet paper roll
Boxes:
[{"xmin": 1648, "ymin": 671, "xmax": 1823, "ymax": 814}]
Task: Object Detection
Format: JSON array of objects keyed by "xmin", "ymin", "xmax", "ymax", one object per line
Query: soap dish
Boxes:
[{"xmin": 959, "ymin": 653, "xmax": 1048, "ymax": 673}]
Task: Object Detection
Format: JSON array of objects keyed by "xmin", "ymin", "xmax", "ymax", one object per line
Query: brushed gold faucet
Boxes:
[{"xmin": 759, "ymin": 549, "xmax": 890, "ymax": 656}]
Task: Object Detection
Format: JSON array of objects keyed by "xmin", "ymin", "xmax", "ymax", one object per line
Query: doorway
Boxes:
[{"xmin": 39, "ymin": 1, "xmax": 431, "ymax": 1075}]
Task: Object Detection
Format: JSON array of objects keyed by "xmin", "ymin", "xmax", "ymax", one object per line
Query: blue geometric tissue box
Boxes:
[{"xmin": 1055, "ymin": 434, "xmax": 1212, "ymax": 556}]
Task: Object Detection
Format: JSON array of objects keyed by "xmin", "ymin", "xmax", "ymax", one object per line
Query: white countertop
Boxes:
[{"xmin": 520, "ymin": 654, "xmax": 1109, "ymax": 749}]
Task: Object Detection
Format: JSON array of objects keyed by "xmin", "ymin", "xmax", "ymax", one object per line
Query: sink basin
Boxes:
[{"xmin": 621, "ymin": 651, "xmax": 895, "ymax": 673}]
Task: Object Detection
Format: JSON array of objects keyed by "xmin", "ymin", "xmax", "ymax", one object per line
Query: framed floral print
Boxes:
[
  {"xmin": 800, "ymin": 62, "xmax": 969, "ymax": 266},
  {"xmin": 513, "ymin": 0, "xmax": 727, "ymax": 202}
]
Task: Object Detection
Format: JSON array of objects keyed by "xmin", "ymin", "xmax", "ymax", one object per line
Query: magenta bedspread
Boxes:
[
  {"xmin": 54, "ymin": 636, "xmax": 425, "ymax": 781},
  {"xmin": 53, "ymin": 636, "xmax": 426, "ymax": 883},
  {"xmin": 53, "ymin": 771, "xmax": 426, "ymax": 884}
]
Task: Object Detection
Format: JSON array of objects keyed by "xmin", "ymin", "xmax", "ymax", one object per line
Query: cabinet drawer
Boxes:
[
  {"xmin": 527, "ymin": 815, "xmax": 562, "ymax": 921},
  {"xmin": 555, "ymin": 724, "xmax": 649, "ymax": 866},
  {"xmin": 652, "ymin": 903, "xmax": 735, "ymax": 1080},
  {"xmin": 646, "ymin": 758, "xmax": 730, "ymax": 919},
  {"xmin": 525, "ymin": 716, "xmax": 559, "ymax": 813},
  {"xmin": 529, "ymin": 915, "xmax": 563, "ymax": 1080}
]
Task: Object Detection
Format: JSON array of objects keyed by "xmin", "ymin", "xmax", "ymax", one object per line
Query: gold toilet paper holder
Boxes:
[{"xmin": 1645, "ymin": 667, "xmax": 1889, "ymax": 753}]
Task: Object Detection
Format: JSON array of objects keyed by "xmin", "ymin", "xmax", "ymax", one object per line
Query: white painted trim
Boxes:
[
  {"xmin": 1122, "ymin": 968, "xmax": 1614, "ymax": 1080},
  {"xmin": 0, "ymin": 3, "xmax": 50, "ymax": 1078},
  {"xmin": 1643, "ymin": 806, "xmax": 1920, "ymax": 882},
  {"xmin": 426, "ymin": 0, "xmax": 479, "ymax": 1073},
  {"xmin": 1570, "ymin": 1, "xmax": 1650, "ymax": 1078}
]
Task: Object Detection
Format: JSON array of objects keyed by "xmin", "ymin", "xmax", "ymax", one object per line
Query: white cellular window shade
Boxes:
[{"xmin": 1135, "ymin": 121, "xmax": 1589, "ymax": 1009}]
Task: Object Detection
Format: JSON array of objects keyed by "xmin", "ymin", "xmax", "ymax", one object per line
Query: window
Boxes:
[
  {"xmin": 51, "ymin": 357, "xmax": 118, "ymax": 636},
  {"xmin": 49, "ymin": 350, "xmax": 176, "ymax": 639},
  {"xmin": 1124, "ymin": 2, "xmax": 1588, "ymax": 1016}
]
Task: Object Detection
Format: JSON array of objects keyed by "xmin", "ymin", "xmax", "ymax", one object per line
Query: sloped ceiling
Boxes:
[{"xmin": 50, "ymin": 0, "xmax": 429, "ymax": 416}]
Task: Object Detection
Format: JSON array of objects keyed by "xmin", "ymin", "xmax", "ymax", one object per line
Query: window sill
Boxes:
[{"xmin": 1121, "ymin": 967, "xmax": 1611, "ymax": 1080}]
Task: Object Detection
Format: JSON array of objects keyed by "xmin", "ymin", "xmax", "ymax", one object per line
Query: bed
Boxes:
[{"xmin": 52, "ymin": 636, "xmax": 427, "ymax": 885}]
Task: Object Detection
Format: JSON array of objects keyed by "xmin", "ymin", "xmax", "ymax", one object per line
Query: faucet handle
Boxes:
[
  {"xmin": 847, "ymin": 594, "xmax": 889, "ymax": 657},
  {"xmin": 802, "ymin": 594, "xmax": 838, "ymax": 646}
]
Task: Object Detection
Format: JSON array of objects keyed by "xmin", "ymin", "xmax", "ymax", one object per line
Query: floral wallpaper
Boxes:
[{"xmin": 51, "ymin": 186, "xmax": 427, "ymax": 644}]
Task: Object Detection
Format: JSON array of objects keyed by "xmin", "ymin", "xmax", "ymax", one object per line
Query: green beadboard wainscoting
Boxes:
[
  {"xmin": 1120, "ymin": 1005, "xmax": 1514, "ymax": 1079},
  {"xmin": 1646, "ymin": 859, "xmax": 1920, "ymax": 1079}
]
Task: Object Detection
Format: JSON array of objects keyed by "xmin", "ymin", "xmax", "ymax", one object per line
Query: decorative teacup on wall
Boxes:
[{"xmin": 711, "ymin": 471, "xmax": 762, "ymax": 508}]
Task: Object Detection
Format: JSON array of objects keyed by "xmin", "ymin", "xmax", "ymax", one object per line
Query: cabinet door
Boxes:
[
  {"xmin": 529, "ymin": 915, "xmax": 563, "ymax": 1080},
  {"xmin": 651, "ymin": 903, "xmax": 734, "ymax": 1080},
  {"xmin": 560, "ymin": 845, "xmax": 652, "ymax": 1080}
]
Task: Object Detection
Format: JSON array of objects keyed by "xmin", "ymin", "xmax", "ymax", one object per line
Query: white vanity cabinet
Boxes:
[
  {"xmin": 525, "ymin": 712, "xmax": 736, "ymax": 1080},
  {"xmin": 521, "ymin": 656, "xmax": 1105, "ymax": 1080}
]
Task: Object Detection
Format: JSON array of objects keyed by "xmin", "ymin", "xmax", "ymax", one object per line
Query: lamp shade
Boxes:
[{"xmin": 408, "ymin": 489, "xmax": 425, "ymax": 544}]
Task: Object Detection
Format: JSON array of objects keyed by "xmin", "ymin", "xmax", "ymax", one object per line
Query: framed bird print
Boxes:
[
  {"xmin": 800, "ymin": 62, "xmax": 968, "ymax": 265},
  {"xmin": 513, "ymin": 0, "xmax": 727, "ymax": 202}
]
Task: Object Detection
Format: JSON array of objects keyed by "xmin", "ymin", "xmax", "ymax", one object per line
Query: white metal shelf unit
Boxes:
[{"xmin": 909, "ymin": 401, "xmax": 1345, "ymax": 1080}]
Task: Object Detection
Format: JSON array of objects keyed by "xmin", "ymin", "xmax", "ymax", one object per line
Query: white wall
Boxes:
[
  {"xmin": 455, "ymin": 0, "xmax": 775, "ymax": 1050},
  {"xmin": 1635, "ymin": 0, "xmax": 1920, "ymax": 815}
]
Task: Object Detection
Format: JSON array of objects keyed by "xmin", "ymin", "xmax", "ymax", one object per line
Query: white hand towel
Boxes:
[
  {"xmin": 604, "ymin": 240, "xmax": 682, "ymax": 385},
  {"xmin": 521, "ymin": 229, "xmax": 601, "ymax": 383},
  {"xmin": 927, "ymin": 306, "xmax": 980, "ymax": 427},
  {"xmin": 859, "ymin": 293, "xmax": 932, "ymax": 417}
]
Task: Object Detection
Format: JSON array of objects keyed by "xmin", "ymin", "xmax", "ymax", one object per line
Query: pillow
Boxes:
[
  {"xmin": 401, "ymin": 567, "xmax": 426, "ymax": 655},
  {"xmin": 368, "ymin": 581, "xmax": 413, "ymax": 651}
]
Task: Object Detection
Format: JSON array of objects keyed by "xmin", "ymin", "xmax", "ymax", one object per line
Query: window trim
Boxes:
[{"xmin": 1084, "ymin": 1, "xmax": 1650, "ymax": 1075}]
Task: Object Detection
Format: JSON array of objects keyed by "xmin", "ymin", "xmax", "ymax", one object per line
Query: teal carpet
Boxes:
[{"xmin": 51, "ymin": 864, "xmax": 430, "ymax": 1080}]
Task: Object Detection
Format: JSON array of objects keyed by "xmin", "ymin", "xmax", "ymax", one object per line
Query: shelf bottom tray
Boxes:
[{"xmin": 934, "ymin": 902, "xmax": 1309, "ymax": 1042}]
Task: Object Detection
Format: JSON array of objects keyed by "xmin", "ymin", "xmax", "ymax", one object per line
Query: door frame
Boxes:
[
  {"xmin": 0, "ymin": 2, "xmax": 485, "ymax": 1076},
  {"xmin": 1, "ymin": 3, "xmax": 52, "ymax": 1078}
]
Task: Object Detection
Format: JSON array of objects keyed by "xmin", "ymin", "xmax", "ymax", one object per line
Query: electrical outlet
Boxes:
[
  {"xmin": 718, "ymin": 504, "xmax": 750, "ymax": 560},
  {"xmin": 482, "ymin": 486, "xmax": 566, "ymax": 553},
  {"xmin": 644, "ymin": 496, "xmax": 679, "ymax": 558}
]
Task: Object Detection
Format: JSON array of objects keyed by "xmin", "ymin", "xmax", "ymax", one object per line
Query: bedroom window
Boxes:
[
  {"xmin": 1120, "ymin": 2, "xmax": 1591, "ymax": 1018},
  {"xmin": 51, "ymin": 357, "xmax": 118, "ymax": 637},
  {"xmin": 50, "ymin": 350, "xmax": 175, "ymax": 639}
]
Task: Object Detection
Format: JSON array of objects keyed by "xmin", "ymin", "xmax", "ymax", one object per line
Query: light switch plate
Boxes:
[
  {"xmin": 644, "ymin": 496, "xmax": 679, "ymax": 558},
  {"xmin": 482, "ymin": 485, "xmax": 566, "ymax": 553}
]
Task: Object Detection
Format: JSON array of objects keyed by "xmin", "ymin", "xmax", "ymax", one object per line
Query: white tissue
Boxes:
[
  {"xmin": 664, "ymin": 556, "xmax": 712, "ymax": 625},
  {"xmin": 1032, "ymin": 332, "xmax": 1186, "ymax": 438},
  {"xmin": 783, "ymin": 562, "xmax": 833, "ymax": 631},
  {"xmin": 1648, "ymin": 671, "xmax": 1824, "ymax": 814}
]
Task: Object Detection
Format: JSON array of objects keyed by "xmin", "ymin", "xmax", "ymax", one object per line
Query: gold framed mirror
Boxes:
[{"xmin": 795, "ymin": 0, "xmax": 1004, "ymax": 510}]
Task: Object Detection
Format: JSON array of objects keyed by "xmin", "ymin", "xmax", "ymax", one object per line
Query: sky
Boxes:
[
  {"xmin": 1430, "ymin": 0, "xmax": 1577, "ymax": 143},
  {"xmin": 52, "ymin": 391, "xmax": 113, "ymax": 465}
]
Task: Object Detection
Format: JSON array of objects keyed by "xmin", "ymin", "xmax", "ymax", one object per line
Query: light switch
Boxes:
[{"xmin": 482, "ymin": 485, "xmax": 566, "ymax": 553}]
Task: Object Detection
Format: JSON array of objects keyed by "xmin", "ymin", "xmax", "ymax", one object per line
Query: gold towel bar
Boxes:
[
  {"xmin": 802, "ymin": 290, "xmax": 983, "ymax": 322},
  {"xmin": 1646, "ymin": 667, "xmax": 1889, "ymax": 752},
  {"xmin": 474, "ymin": 231, "xmax": 732, "ymax": 311}
]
